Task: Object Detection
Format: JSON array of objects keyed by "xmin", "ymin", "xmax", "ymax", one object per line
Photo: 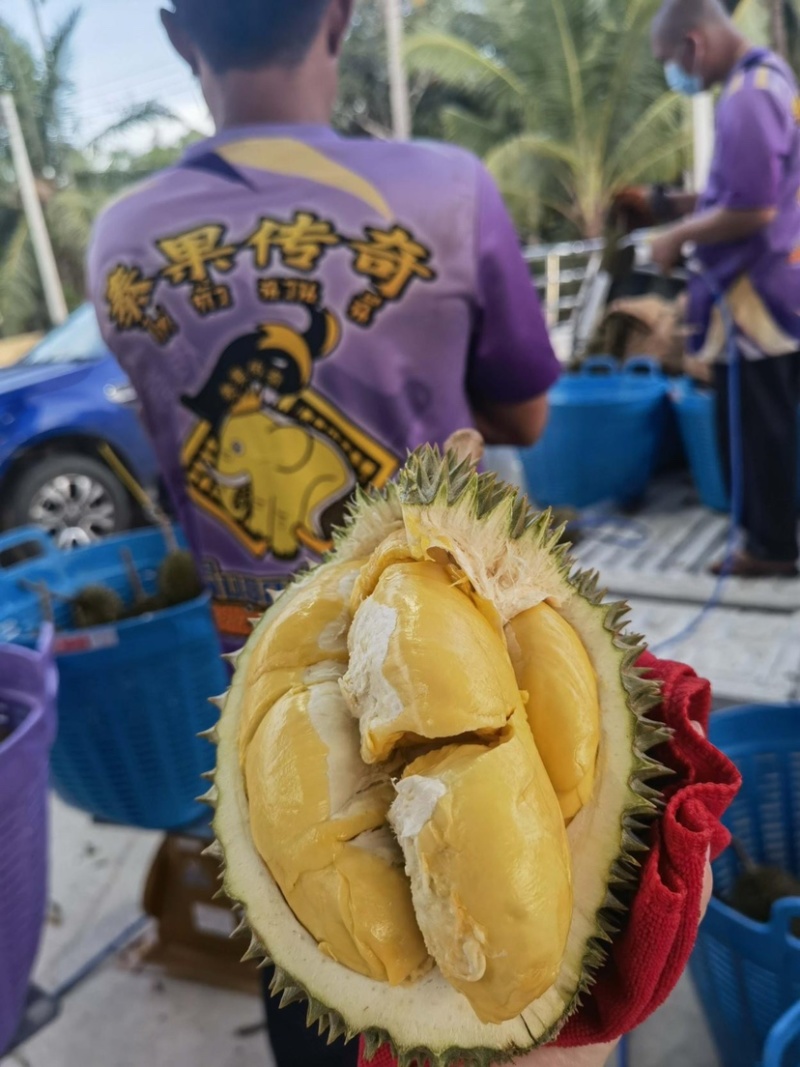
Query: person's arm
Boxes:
[
  {"xmin": 468, "ymin": 165, "xmax": 561, "ymax": 447},
  {"xmin": 664, "ymin": 190, "xmax": 699, "ymax": 218},
  {"xmin": 473, "ymin": 395, "xmax": 550, "ymax": 448},
  {"xmin": 652, "ymin": 74, "xmax": 787, "ymax": 272},
  {"xmin": 651, "ymin": 205, "xmax": 777, "ymax": 270},
  {"xmin": 511, "ymin": 1043, "xmax": 619, "ymax": 1067}
]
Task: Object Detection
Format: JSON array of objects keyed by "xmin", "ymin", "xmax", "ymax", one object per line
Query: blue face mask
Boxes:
[{"xmin": 665, "ymin": 60, "xmax": 704, "ymax": 96}]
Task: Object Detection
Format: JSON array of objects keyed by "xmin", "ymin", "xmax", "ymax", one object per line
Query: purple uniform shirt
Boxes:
[
  {"xmin": 87, "ymin": 126, "xmax": 559, "ymax": 646},
  {"xmin": 689, "ymin": 48, "xmax": 800, "ymax": 360}
]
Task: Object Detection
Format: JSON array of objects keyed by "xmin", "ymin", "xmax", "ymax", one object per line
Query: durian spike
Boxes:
[
  {"xmin": 121, "ymin": 547, "xmax": 146, "ymax": 603},
  {"xmin": 444, "ymin": 428, "xmax": 485, "ymax": 470}
]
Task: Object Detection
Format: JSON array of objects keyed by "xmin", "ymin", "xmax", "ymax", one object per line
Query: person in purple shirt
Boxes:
[
  {"xmin": 86, "ymin": 2, "xmax": 558, "ymax": 1065},
  {"xmin": 651, "ymin": 0, "xmax": 800, "ymax": 578},
  {"xmin": 88, "ymin": 0, "xmax": 559, "ymax": 656}
]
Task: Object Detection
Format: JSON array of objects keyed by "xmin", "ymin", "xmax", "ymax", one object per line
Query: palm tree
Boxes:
[
  {"xmin": 407, "ymin": 0, "xmax": 691, "ymax": 239},
  {"xmin": 0, "ymin": 12, "xmax": 183, "ymax": 337}
]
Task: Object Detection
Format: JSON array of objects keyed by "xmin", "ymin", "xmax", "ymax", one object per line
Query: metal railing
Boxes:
[
  {"xmin": 524, "ymin": 238, "xmax": 607, "ymax": 361},
  {"xmin": 524, "ymin": 238, "xmax": 605, "ymax": 326}
]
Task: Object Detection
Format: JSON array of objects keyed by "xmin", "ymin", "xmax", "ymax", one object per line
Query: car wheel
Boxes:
[{"xmin": 5, "ymin": 453, "xmax": 132, "ymax": 549}]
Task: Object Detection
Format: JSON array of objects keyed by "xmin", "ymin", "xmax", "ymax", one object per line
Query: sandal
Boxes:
[{"xmin": 709, "ymin": 551, "xmax": 799, "ymax": 579}]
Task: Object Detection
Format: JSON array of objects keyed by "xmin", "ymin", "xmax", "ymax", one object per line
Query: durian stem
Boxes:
[
  {"xmin": 121, "ymin": 547, "xmax": 146, "ymax": 603},
  {"xmin": 16, "ymin": 578, "xmax": 55, "ymax": 623}
]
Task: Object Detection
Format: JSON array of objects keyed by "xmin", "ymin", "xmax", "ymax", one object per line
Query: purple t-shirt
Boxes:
[
  {"xmin": 689, "ymin": 48, "xmax": 800, "ymax": 355},
  {"xmin": 87, "ymin": 126, "xmax": 558, "ymax": 645}
]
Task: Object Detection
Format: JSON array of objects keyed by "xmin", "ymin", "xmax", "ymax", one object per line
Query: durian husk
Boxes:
[{"xmin": 206, "ymin": 446, "xmax": 669, "ymax": 1067}]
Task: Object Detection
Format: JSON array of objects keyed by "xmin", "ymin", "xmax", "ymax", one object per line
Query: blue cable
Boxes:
[
  {"xmin": 619, "ymin": 1032, "xmax": 631, "ymax": 1067},
  {"xmin": 651, "ymin": 263, "xmax": 742, "ymax": 655}
]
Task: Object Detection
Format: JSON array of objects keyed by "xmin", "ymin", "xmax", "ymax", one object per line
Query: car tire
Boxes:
[{"xmin": 4, "ymin": 452, "xmax": 133, "ymax": 548}]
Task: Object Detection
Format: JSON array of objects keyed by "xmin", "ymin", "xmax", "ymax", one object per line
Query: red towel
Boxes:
[{"xmin": 358, "ymin": 653, "xmax": 741, "ymax": 1066}]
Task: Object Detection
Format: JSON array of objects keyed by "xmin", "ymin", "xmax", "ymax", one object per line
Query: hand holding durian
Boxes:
[{"xmin": 208, "ymin": 435, "xmax": 706, "ymax": 1067}]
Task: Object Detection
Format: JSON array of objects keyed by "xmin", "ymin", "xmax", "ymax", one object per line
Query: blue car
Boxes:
[{"xmin": 0, "ymin": 305, "xmax": 159, "ymax": 548}]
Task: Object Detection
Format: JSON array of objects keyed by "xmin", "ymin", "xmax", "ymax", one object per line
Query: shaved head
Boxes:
[
  {"xmin": 652, "ymin": 0, "xmax": 744, "ymax": 87},
  {"xmin": 653, "ymin": 0, "xmax": 729, "ymax": 49}
]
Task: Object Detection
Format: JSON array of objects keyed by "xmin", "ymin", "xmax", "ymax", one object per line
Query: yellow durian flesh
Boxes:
[
  {"xmin": 245, "ymin": 680, "xmax": 429, "ymax": 985},
  {"xmin": 247, "ymin": 558, "xmax": 363, "ymax": 675},
  {"xmin": 506, "ymin": 603, "xmax": 601, "ymax": 821},
  {"xmin": 237, "ymin": 558, "xmax": 362, "ymax": 765},
  {"xmin": 388, "ymin": 710, "xmax": 572, "ymax": 1025},
  {"xmin": 350, "ymin": 528, "xmax": 415, "ymax": 608},
  {"xmin": 237, "ymin": 660, "xmax": 345, "ymax": 766},
  {"xmin": 341, "ymin": 561, "xmax": 521, "ymax": 764}
]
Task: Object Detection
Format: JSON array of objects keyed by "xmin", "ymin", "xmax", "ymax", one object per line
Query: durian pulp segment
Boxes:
[
  {"xmin": 505, "ymin": 603, "xmax": 601, "ymax": 821},
  {"xmin": 237, "ymin": 558, "xmax": 362, "ymax": 765},
  {"xmin": 247, "ymin": 558, "xmax": 363, "ymax": 672},
  {"xmin": 341, "ymin": 561, "xmax": 521, "ymax": 765},
  {"xmin": 389, "ymin": 709, "xmax": 572, "ymax": 1025},
  {"xmin": 244, "ymin": 680, "xmax": 429, "ymax": 985}
]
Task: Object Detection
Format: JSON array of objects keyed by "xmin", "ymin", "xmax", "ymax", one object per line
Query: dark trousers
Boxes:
[
  {"xmin": 714, "ymin": 351, "xmax": 800, "ymax": 563},
  {"xmin": 263, "ymin": 970, "xmax": 358, "ymax": 1067}
]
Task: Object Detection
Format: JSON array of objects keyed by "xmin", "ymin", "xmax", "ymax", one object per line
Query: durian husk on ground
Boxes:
[{"xmin": 206, "ymin": 445, "xmax": 670, "ymax": 1067}]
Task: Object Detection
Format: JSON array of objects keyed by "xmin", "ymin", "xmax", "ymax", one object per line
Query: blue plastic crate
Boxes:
[
  {"xmin": 673, "ymin": 379, "xmax": 800, "ymax": 513},
  {"xmin": 0, "ymin": 527, "xmax": 227, "ymax": 831},
  {"xmin": 521, "ymin": 357, "xmax": 671, "ymax": 509},
  {"xmin": 764, "ymin": 1002, "xmax": 800, "ymax": 1067},
  {"xmin": 690, "ymin": 704, "xmax": 800, "ymax": 1067}
]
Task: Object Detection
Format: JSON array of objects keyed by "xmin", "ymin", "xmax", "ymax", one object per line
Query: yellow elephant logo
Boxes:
[
  {"xmin": 181, "ymin": 304, "xmax": 398, "ymax": 562},
  {"xmin": 206, "ymin": 393, "xmax": 354, "ymax": 559}
]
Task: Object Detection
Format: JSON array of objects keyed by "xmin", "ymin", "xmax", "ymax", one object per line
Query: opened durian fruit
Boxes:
[{"xmin": 207, "ymin": 438, "xmax": 668, "ymax": 1067}]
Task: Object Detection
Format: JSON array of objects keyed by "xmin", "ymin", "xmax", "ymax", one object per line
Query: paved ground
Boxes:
[
  {"xmin": 573, "ymin": 474, "xmax": 800, "ymax": 707},
  {"xmin": 0, "ymin": 800, "xmax": 719, "ymax": 1067}
]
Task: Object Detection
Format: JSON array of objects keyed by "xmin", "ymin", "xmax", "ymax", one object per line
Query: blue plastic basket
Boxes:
[
  {"xmin": 521, "ymin": 357, "xmax": 671, "ymax": 509},
  {"xmin": 690, "ymin": 704, "xmax": 800, "ymax": 1067},
  {"xmin": 673, "ymin": 379, "xmax": 800, "ymax": 513},
  {"xmin": 763, "ymin": 1002, "xmax": 800, "ymax": 1067},
  {"xmin": 0, "ymin": 527, "xmax": 228, "ymax": 830}
]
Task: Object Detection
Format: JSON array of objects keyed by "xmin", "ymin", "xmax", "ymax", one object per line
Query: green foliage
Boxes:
[
  {"xmin": 407, "ymin": 0, "xmax": 691, "ymax": 238},
  {"xmin": 0, "ymin": 13, "xmax": 195, "ymax": 337}
]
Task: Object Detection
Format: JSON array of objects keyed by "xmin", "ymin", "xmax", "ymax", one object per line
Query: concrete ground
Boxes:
[{"xmin": 0, "ymin": 795, "xmax": 719, "ymax": 1067}]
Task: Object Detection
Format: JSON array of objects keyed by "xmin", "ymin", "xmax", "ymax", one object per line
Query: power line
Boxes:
[{"xmin": 70, "ymin": 60, "xmax": 187, "ymax": 100}]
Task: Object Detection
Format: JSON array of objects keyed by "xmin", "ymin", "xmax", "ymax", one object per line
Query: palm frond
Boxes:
[
  {"xmin": 440, "ymin": 106, "xmax": 507, "ymax": 157},
  {"xmin": 485, "ymin": 133, "xmax": 583, "ymax": 175},
  {"xmin": 0, "ymin": 219, "xmax": 44, "ymax": 335},
  {"xmin": 605, "ymin": 92, "xmax": 688, "ymax": 184},
  {"xmin": 88, "ymin": 102, "xmax": 182, "ymax": 148},
  {"xmin": 406, "ymin": 33, "xmax": 527, "ymax": 115},
  {"xmin": 544, "ymin": 0, "xmax": 587, "ymax": 147},
  {"xmin": 611, "ymin": 128, "xmax": 693, "ymax": 189}
]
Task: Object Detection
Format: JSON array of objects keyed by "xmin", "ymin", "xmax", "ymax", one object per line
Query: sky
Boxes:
[{"xmin": 2, "ymin": 0, "xmax": 214, "ymax": 151}]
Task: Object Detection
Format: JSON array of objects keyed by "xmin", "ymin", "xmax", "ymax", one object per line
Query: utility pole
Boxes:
[
  {"xmin": 27, "ymin": 0, "xmax": 47, "ymax": 55},
  {"xmin": 1, "ymin": 94, "xmax": 68, "ymax": 327},
  {"xmin": 384, "ymin": 0, "xmax": 412, "ymax": 141}
]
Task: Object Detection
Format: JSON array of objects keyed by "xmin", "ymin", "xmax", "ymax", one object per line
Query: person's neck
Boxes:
[
  {"xmin": 209, "ymin": 66, "xmax": 333, "ymax": 132},
  {"xmin": 717, "ymin": 32, "xmax": 752, "ymax": 81}
]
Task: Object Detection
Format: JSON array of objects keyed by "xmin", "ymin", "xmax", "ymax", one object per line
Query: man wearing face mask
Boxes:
[{"xmin": 651, "ymin": 0, "xmax": 800, "ymax": 578}]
